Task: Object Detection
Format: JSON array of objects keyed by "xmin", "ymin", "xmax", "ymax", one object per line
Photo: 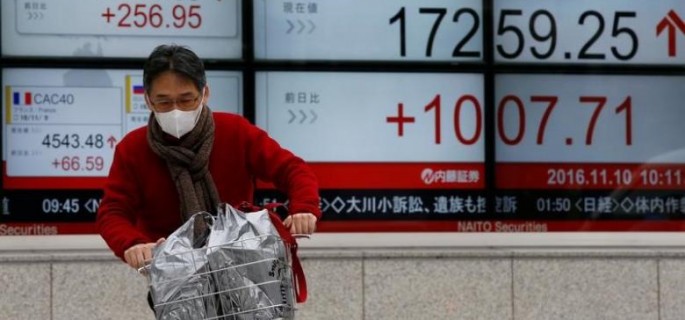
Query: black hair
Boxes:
[{"xmin": 143, "ymin": 44, "xmax": 207, "ymax": 93}]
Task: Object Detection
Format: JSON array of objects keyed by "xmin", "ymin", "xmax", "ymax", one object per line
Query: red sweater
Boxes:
[{"xmin": 97, "ymin": 113, "xmax": 320, "ymax": 260}]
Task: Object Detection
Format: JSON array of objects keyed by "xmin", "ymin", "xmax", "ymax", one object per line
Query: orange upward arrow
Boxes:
[{"xmin": 657, "ymin": 10, "xmax": 685, "ymax": 57}]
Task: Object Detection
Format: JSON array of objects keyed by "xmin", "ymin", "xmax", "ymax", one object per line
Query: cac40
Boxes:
[{"xmin": 33, "ymin": 93, "xmax": 75, "ymax": 105}]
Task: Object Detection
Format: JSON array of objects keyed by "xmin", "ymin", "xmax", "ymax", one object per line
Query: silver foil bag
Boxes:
[{"xmin": 148, "ymin": 204, "xmax": 295, "ymax": 320}]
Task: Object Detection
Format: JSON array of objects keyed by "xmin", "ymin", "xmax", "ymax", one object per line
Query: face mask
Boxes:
[{"xmin": 153, "ymin": 94, "xmax": 204, "ymax": 139}]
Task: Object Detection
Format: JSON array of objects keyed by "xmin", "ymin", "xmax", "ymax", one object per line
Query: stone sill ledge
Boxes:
[{"xmin": 4, "ymin": 246, "xmax": 685, "ymax": 263}]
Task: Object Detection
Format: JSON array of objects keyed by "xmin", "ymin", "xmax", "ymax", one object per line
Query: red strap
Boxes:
[
  {"xmin": 268, "ymin": 212, "xmax": 308, "ymax": 303},
  {"xmin": 290, "ymin": 242, "xmax": 307, "ymax": 303}
]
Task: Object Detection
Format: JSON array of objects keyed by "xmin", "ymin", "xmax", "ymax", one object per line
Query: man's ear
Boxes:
[{"xmin": 203, "ymin": 85, "xmax": 210, "ymax": 105}]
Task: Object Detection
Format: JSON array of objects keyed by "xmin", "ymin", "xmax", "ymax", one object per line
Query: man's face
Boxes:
[{"xmin": 146, "ymin": 71, "xmax": 208, "ymax": 113}]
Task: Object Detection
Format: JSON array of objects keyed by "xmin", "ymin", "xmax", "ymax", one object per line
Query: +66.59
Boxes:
[
  {"xmin": 42, "ymin": 133, "xmax": 111, "ymax": 149},
  {"xmin": 51, "ymin": 156, "xmax": 105, "ymax": 172}
]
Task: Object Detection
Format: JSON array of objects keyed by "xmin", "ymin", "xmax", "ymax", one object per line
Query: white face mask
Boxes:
[{"xmin": 153, "ymin": 94, "xmax": 204, "ymax": 139}]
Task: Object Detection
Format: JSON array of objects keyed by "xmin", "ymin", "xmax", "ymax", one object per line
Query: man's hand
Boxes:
[
  {"xmin": 283, "ymin": 213, "xmax": 317, "ymax": 235},
  {"xmin": 124, "ymin": 237, "xmax": 165, "ymax": 270}
]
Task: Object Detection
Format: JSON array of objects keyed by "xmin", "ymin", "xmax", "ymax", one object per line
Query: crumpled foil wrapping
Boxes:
[{"xmin": 148, "ymin": 204, "xmax": 295, "ymax": 320}]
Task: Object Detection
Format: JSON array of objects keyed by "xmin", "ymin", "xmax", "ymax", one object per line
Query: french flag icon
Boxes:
[{"xmin": 13, "ymin": 91, "xmax": 32, "ymax": 105}]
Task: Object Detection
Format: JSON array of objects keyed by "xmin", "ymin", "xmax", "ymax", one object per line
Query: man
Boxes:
[{"xmin": 97, "ymin": 44, "xmax": 320, "ymax": 270}]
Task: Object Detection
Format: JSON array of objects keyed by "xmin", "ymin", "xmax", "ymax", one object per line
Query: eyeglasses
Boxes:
[{"xmin": 149, "ymin": 95, "xmax": 201, "ymax": 112}]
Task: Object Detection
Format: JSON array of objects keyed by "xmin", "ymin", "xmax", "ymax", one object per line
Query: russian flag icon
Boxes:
[
  {"xmin": 132, "ymin": 85, "xmax": 144, "ymax": 94},
  {"xmin": 12, "ymin": 92, "xmax": 32, "ymax": 105}
]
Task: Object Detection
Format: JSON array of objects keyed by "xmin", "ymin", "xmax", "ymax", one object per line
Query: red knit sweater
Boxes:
[{"xmin": 96, "ymin": 113, "xmax": 320, "ymax": 260}]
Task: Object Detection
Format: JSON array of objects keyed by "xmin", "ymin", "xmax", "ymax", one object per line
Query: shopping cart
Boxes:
[{"xmin": 139, "ymin": 203, "xmax": 307, "ymax": 320}]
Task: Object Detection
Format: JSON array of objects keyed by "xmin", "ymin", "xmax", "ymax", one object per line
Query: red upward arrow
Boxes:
[
  {"xmin": 657, "ymin": 10, "xmax": 685, "ymax": 57},
  {"xmin": 107, "ymin": 136, "xmax": 117, "ymax": 148}
]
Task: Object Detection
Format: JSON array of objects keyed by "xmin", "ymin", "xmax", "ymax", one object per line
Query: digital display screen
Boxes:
[
  {"xmin": 2, "ymin": 1, "xmax": 685, "ymax": 235},
  {"xmin": 495, "ymin": 74, "xmax": 685, "ymax": 231},
  {"xmin": 1, "ymin": 0, "xmax": 242, "ymax": 59},
  {"xmin": 493, "ymin": 0, "xmax": 685, "ymax": 64},
  {"xmin": 1, "ymin": 68, "xmax": 242, "ymax": 234},
  {"xmin": 254, "ymin": 0, "xmax": 483, "ymax": 61},
  {"xmin": 254, "ymin": 72, "xmax": 486, "ymax": 231}
]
